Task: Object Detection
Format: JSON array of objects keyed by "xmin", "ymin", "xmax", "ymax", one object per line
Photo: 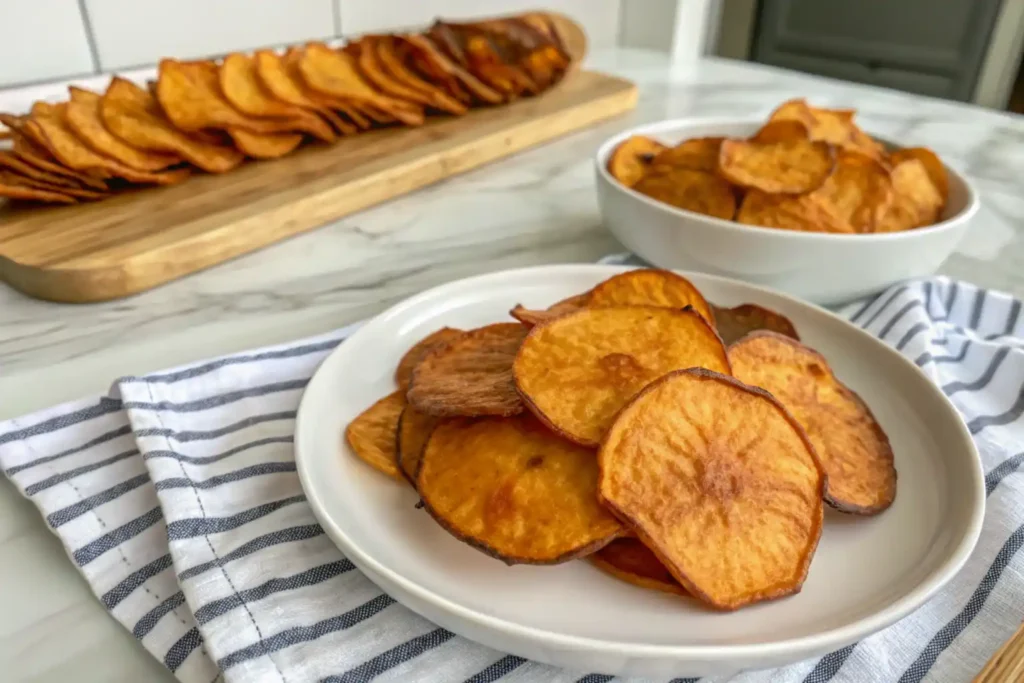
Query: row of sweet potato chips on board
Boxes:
[
  {"xmin": 608, "ymin": 98, "xmax": 948, "ymax": 234},
  {"xmin": 0, "ymin": 14, "xmax": 573, "ymax": 206},
  {"xmin": 346, "ymin": 268, "xmax": 898, "ymax": 611}
]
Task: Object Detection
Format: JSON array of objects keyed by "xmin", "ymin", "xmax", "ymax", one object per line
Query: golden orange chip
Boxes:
[
  {"xmin": 509, "ymin": 292, "xmax": 591, "ymax": 327},
  {"xmin": 750, "ymin": 119, "xmax": 809, "ymax": 144},
  {"xmin": 395, "ymin": 406, "xmax": 438, "ymax": 486},
  {"xmin": 344, "ymin": 391, "xmax": 405, "ymax": 480},
  {"xmin": 711, "ymin": 303, "xmax": 800, "ymax": 346},
  {"xmin": 220, "ymin": 53, "xmax": 337, "ymax": 143},
  {"xmin": 889, "ymin": 147, "xmax": 948, "ymax": 205},
  {"xmin": 769, "ymin": 98, "xmax": 883, "ymax": 159},
  {"xmin": 514, "ymin": 306, "xmax": 730, "ymax": 447},
  {"xmin": 591, "ymin": 538, "xmax": 687, "ymax": 596},
  {"xmin": 876, "ymin": 158, "xmax": 944, "ymax": 233},
  {"xmin": 101, "ymin": 77, "xmax": 245, "ymax": 174},
  {"xmin": 719, "ymin": 135, "xmax": 834, "ymax": 194},
  {"xmin": 403, "ymin": 34, "xmax": 503, "ymax": 105},
  {"xmin": 607, "ymin": 135, "xmax": 667, "ymax": 187},
  {"xmin": 648, "ymin": 137, "xmax": 723, "ymax": 174},
  {"xmin": 227, "ymin": 128, "xmax": 303, "ymax": 159},
  {"xmin": 0, "ymin": 171, "xmax": 77, "ymax": 204},
  {"xmin": 810, "ymin": 150, "xmax": 893, "ymax": 233},
  {"xmin": 0, "ymin": 170, "xmax": 107, "ymax": 201},
  {"xmin": 729, "ymin": 331, "xmax": 897, "ymax": 514},
  {"xmin": 598, "ymin": 368, "xmax": 826, "ymax": 610},
  {"xmin": 1, "ymin": 115, "xmax": 108, "ymax": 189},
  {"xmin": 633, "ymin": 168, "xmax": 736, "ymax": 220},
  {"xmin": 736, "ymin": 190, "xmax": 853, "ymax": 234},
  {"xmin": 417, "ymin": 412, "xmax": 623, "ymax": 565},
  {"xmin": 375, "ymin": 36, "xmax": 468, "ymax": 115},
  {"xmin": 407, "ymin": 323, "xmax": 528, "ymax": 417},
  {"xmin": 0, "ymin": 150, "xmax": 81, "ymax": 189},
  {"xmin": 394, "ymin": 327, "xmax": 464, "ymax": 390},
  {"xmin": 587, "ymin": 269, "xmax": 716, "ymax": 328},
  {"xmin": 254, "ymin": 49, "xmax": 359, "ymax": 136}
]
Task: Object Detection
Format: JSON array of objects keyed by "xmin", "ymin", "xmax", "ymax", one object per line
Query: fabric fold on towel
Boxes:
[{"xmin": 2, "ymin": 263, "xmax": 1023, "ymax": 683}]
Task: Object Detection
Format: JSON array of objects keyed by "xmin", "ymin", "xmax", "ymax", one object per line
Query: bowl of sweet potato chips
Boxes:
[{"xmin": 595, "ymin": 99, "xmax": 979, "ymax": 306}]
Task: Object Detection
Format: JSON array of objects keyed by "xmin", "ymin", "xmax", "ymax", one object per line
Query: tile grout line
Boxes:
[
  {"xmin": 332, "ymin": 0, "xmax": 342, "ymax": 37},
  {"xmin": 76, "ymin": 0, "xmax": 104, "ymax": 74}
]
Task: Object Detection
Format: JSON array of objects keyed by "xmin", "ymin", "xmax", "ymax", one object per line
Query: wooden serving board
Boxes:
[{"xmin": 0, "ymin": 67, "xmax": 636, "ymax": 303}]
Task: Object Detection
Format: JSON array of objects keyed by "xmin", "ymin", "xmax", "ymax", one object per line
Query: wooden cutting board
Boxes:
[{"xmin": 0, "ymin": 19, "xmax": 636, "ymax": 303}]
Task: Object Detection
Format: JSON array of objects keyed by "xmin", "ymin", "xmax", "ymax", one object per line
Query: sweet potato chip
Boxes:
[
  {"xmin": 407, "ymin": 323, "xmax": 528, "ymax": 417},
  {"xmin": 227, "ymin": 128, "xmax": 303, "ymax": 159},
  {"xmin": 587, "ymin": 269, "xmax": 716, "ymax": 327},
  {"xmin": 403, "ymin": 34, "xmax": 503, "ymax": 105},
  {"xmin": 375, "ymin": 36, "xmax": 468, "ymax": 114},
  {"xmin": 736, "ymin": 190, "xmax": 853, "ymax": 234},
  {"xmin": 345, "ymin": 390, "xmax": 405, "ymax": 480},
  {"xmin": 751, "ymin": 119, "xmax": 809, "ymax": 144},
  {"xmin": 395, "ymin": 406, "xmax": 437, "ymax": 486},
  {"xmin": 395, "ymin": 327, "xmax": 464, "ymax": 390},
  {"xmin": 591, "ymin": 538, "xmax": 687, "ymax": 596},
  {"xmin": 810, "ymin": 150, "xmax": 893, "ymax": 233},
  {"xmin": 509, "ymin": 292, "xmax": 591, "ymax": 327},
  {"xmin": 220, "ymin": 53, "xmax": 337, "ymax": 143},
  {"xmin": 876, "ymin": 158, "xmax": 943, "ymax": 232},
  {"xmin": 65, "ymin": 87, "xmax": 181, "ymax": 172},
  {"xmin": 101, "ymin": 77, "xmax": 244, "ymax": 174},
  {"xmin": 0, "ymin": 170, "xmax": 106, "ymax": 201},
  {"xmin": 0, "ymin": 150, "xmax": 81, "ymax": 189},
  {"xmin": 889, "ymin": 146, "xmax": 948, "ymax": 205},
  {"xmin": 0, "ymin": 171, "xmax": 77, "ymax": 204},
  {"xmin": 1, "ymin": 116, "xmax": 107, "ymax": 189},
  {"xmin": 29, "ymin": 102, "xmax": 190, "ymax": 185},
  {"xmin": 711, "ymin": 303, "xmax": 800, "ymax": 346},
  {"xmin": 719, "ymin": 135, "xmax": 834, "ymax": 194},
  {"xmin": 607, "ymin": 135, "xmax": 667, "ymax": 187},
  {"xmin": 729, "ymin": 331, "xmax": 897, "ymax": 514},
  {"xmin": 598, "ymin": 368, "xmax": 825, "ymax": 610},
  {"xmin": 254, "ymin": 49, "xmax": 358, "ymax": 136},
  {"xmin": 633, "ymin": 168, "xmax": 736, "ymax": 220},
  {"xmin": 769, "ymin": 98, "xmax": 883, "ymax": 159},
  {"xmin": 648, "ymin": 136, "xmax": 723, "ymax": 174},
  {"xmin": 514, "ymin": 306, "xmax": 730, "ymax": 446},
  {"xmin": 417, "ymin": 412, "xmax": 623, "ymax": 565}
]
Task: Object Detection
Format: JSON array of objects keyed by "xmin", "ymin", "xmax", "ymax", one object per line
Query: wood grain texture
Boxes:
[
  {"xmin": 975, "ymin": 621, "xmax": 1024, "ymax": 682},
  {"xmin": 0, "ymin": 13, "xmax": 635, "ymax": 303}
]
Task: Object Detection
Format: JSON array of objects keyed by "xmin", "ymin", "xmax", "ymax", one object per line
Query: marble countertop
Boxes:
[{"xmin": 0, "ymin": 48, "xmax": 1022, "ymax": 682}]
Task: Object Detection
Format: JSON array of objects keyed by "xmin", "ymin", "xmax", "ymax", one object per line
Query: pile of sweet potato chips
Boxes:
[
  {"xmin": 0, "ymin": 13, "xmax": 573, "ymax": 206},
  {"xmin": 608, "ymin": 98, "xmax": 949, "ymax": 234},
  {"xmin": 346, "ymin": 268, "xmax": 898, "ymax": 611}
]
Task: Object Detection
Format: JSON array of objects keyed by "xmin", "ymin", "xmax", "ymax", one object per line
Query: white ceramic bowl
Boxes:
[{"xmin": 594, "ymin": 118, "xmax": 980, "ymax": 306}]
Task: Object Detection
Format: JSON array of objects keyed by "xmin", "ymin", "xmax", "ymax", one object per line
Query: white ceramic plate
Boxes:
[{"xmin": 295, "ymin": 265, "xmax": 984, "ymax": 678}]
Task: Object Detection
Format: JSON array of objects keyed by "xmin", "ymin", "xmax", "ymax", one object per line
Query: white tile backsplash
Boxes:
[
  {"xmin": 84, "ymin": 0, "xmax": 336, "ymax": 70},
  {"xmin": 337, "ymin": 0, "xmax": 622, "ymax": 48},
  {"xmin": 0, "ymin": 0, "xmax": 95, "ymax": 88}
]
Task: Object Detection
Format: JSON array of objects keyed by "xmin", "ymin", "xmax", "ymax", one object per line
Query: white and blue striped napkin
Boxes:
[{"xmin": 2, "ymin": 263, "xmax": 1023, "ymax": 683}]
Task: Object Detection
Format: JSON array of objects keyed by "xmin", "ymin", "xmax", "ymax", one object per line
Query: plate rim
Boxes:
[{"xmin": 294, "ymin": 263, "xmax": 985, "ymax": 662}]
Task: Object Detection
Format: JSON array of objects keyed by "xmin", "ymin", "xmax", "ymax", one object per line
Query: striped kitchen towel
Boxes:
[{"xmin": 1, "ymin": 271, "xmax": 1023, "ymax": 683}]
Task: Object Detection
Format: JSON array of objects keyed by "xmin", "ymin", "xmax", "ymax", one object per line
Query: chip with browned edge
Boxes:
[
  {"xmin": 711, "ymin": 303, "xmax": 800, "ymax": 346},
  {"xmin": 395, "ymin": 406, "xmax": 438, "ymax": 486},
  {"xmin": 729, "ymin": 331, "xmax": 897, "ymax": 514},
  {"xmin": 719, "ymin": 135, "xmax": 834, "ymax": 194},
  {"xmin": 9, "ymin": 133, "xmax": 107, "ymax": 189},
  {"xmin": 514, "ymin": 306, "xmax": 730, "ymax": 447},
  {"xmin": 736, "ymin": 190, "xmax": 853, "ymax": 234},
  {"xmin": 509, "ymin": 292, "xmax": 591, "ymax": 327},
  {"xmin": 876, "ymin": 158, "xmax": 944, "ymax": 233},
  {"xmin": 375, "ymin": 36, "xmax": 468, "ymax": 114},
  {"xmin": 253, "ymin": 49, "xmax": 359, "ymax": 135},
  {"xmin": 0, "ymin": 171, "xmax": 77, "ymax": 204},
  {"xmin": 587, "ymin": 269, "xmax": 716, "ymax": 328},
  {"xmin": 633, "ymin": 168, "xmax": 736, "ymax": 220},
  {"xmin": 591, "ymin": 538, "xmax": 687, "ymax": 596},
  {"xmin": 395, "ymin": 327, "xmax": 464, "ymax": 390},
  {"xmin": 769, "ymin": 98, "xmax": 883, "ymax": 160},
  {"xmin": 599, "ymin": 368, "xmax": 825, "ymax": 610},
  {"xmin": 345, "ymin": 391, "xmax": 406, "ymax": 480},
  {"xmin": 0, "ymin": 170, "xmax": 106, "ymax": 201},
  {"xmin": 407, "ymin": 323, "xmax": 528, "ymax": 417},
  {"xmin": 607, "ymin": 135, "xmax": 667, "ymax": 187},
  {"xmin": 810, "ymin": 150, "xmax": 893, "ymax": 233},
  {"xmin": 417, "ymin": 412, "xmax": 623, "ymax": 565},
  {"xmin": 648, "ymin": 136, "xmax": 723, "ymax": 174},
  {"xmin": 0, "ymin": 150, "xmax": 81, "ymax": 189}
]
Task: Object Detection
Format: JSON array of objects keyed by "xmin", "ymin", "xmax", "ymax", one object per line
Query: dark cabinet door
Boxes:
[{"xmin": 752, "ymin": 0, "xmax": 1003, "ymax": 101}]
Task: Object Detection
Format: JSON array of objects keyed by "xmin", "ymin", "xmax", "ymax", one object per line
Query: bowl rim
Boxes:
[{"xmin": 594, "ymin": 116, "xmax": 980, "ymax": 242}]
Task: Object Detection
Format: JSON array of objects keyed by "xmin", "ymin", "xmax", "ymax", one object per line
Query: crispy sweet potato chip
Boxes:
[
  {"xmin": 0, "ymin": 171, "xmax": 77, "ymax": 204},
  {"xmin": 417, "ymin": 413, "xmax": 623, "ymax": 565},
  {"xmin": 404, "ymin": 34, "xmax": 503, "ymax": 105},
  {"xmin": 587, "ymin": 269, "xmax": 716, "ymax": 328},
  {"xmin": 2, "ymin": 116, "xmax": 108, "ymax": 189},
  {"xmin": 648, "ymin": 136, "xmax": 724, "ymax": 174},
  {"xmin": 711, "ymin": 303, "xmax": 800, "ymax": 346},
  {"xmin": 810, "ymin": 150, "xmax": 893, "ymax": 233},
  {"xmin": 395, "ymin": 327, "xmax": 464, "ymax": 390},
  {"xmin": 509, "ymin": 292, "xmax": 591, "ymax": 327},
  {"xmin": 591, "ymin": 538, "xmax": 687, "ymax": 596},
  {"xmin": 254, "ymin": 49, "xmax": 358, "ymax": 135},
  {"xmin": 876, "ymin": 158, "xmax": 944, "ymax": 232},
  {"xmin": 375, "ymin": 36, "xmax": 468, "ymax": 114},
  {"xmin": 514, "ymin": 306, "xmax": 730, "ymax": 446},
  {"xmin": 719, "ymin": 135, "xmax": 834, "ymax": 194},
  {"xmin": 890, "ymin": 146, "xmax": 948, "ymax": 205},
  {"xmin": 607, "ymin": 135, "xmax": 666, "ymax": 187},
  {"xmin": 227, "ymin": 128, "xmax": 303, "ymax": 159},
  {"xmin": 407, "ymin": 323, "xmax": 528, "ymax": 417},
  {"xmin": 729, "ymin": 331, "xmax": 897, "ymax": 514},
  {"xmin": 345, "ymin": 390, "xmax": 406, "ymax": 480},
  {"xmin": 769, "ymin": 98, "xmax": 882, "ymax": 159},
  {"xmin": 66, "ymin": 87, "xmax": 182, "ymax": 172},
  {"xmin": 633, "ymin": 168, "xmax": 736, "ymax": 220},
  {"xmin": 598, "ymin": 368, "xmax": 826, "ymax": 610},
  {"xmin": 736, "ymin": 190, "xmax": 853, "ymax": 234},
  {"xmin": 0, "ymin": 170, "xmax": 106, "ymax": 201},
  {"xmin": 0, "ymin": 150, "xmax": 81, "ymax": 189},
  {"xmin": 751, "ymin": 120, "xmax": 809, "ymax": 144},
  {"xmin": 101, "ymin": 77, "xmax": 244, "ymax": 174},
  {"xmin": 396, "ymin": 406, "xmax": 437, "ymax": 486}
]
